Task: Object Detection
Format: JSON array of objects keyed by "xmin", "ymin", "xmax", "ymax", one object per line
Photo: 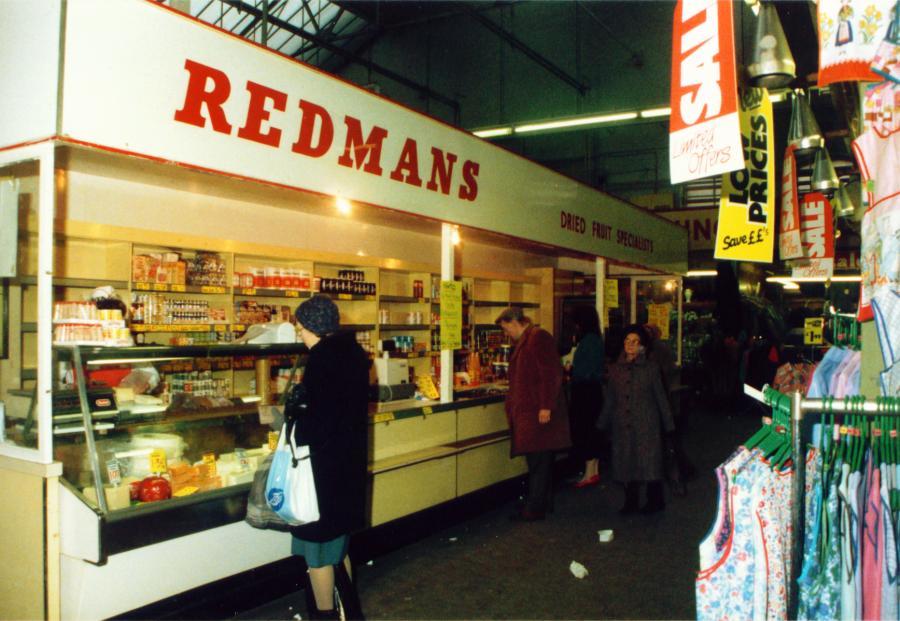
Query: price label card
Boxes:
[
  {"xmin": 440, "ymin": 280, "xmax": 463, "ymax": 350},
  {"xmin": 241, "ymin": 288, "xmax": 256, "ymax": 296},
  {"xmin": 373, "ymin": 412, "xmax": 395, "ymax": 424},
  {"xmin": 236, "ymin": 448, "xmax": 250, "ymax": 471},
  {"xmin": 173, "ymin": 486, "xmax": 199, "ymax": 497},
  {"xmin": 152, "ymin": 283, "xmax": 168, "ymax": 291},
  {"xmin": 422, "ymin": 406, "xmax": 434, "ymax": 416},
  {"xmin": 202, "ymin": 452, "xmax": 217, "ymax": 476},
  {"xmin": 804, "ymin": 317, "xmax": 824, "ymax": 345},
  {"xmin": 170, "ymin": 284, "xmax": 186, "ymax": 292},
  {"xmin": 134, "ymin": 282, "xmax": 151, "ymax": 291},
  {"xmin": 201, "ymin": 285, "xmax": 226, "ymax": 294},
  {"xmin": 286, "ymin": 290, "xmax": 299, "ymax": 298},
  {"xmin": 604, "ymin": 279, "xmax": 619, "ymax": 308},
  {"xmin": 416, "ymin": 375, "xmax": 440, "ymax": 400},
  {"xmin": 106, "ymin": 458, "xmax": 122, "ymax": 486},
  {"xmin": 268, "ymin": 431, "xmax": 279, "ymax": 451},
  {"xmin": 149, "ymin": 449, "xmax": 167, "ymax": 474},
  {"xmin": 337, "ymin": 293, "xmax": 352, "ymax": 300}
]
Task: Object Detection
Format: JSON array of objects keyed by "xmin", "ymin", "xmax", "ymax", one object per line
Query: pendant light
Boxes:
[
  {"xmin": 833, "ymin": 183, "xmax": 857, "ymax": 218},
  {"xmin": 787, "ymin": 90, "xmax": 824, "ymax": 155},
  {"xmin": 747, "ymin": 2, "xmax": 797, "ymax": 88},
  {"xmin": 810, "ymin": 148, "xmax": 839, "ymax": 194}
]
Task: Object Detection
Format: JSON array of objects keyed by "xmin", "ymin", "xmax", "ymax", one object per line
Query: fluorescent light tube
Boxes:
[
  {"xmin": 473, "ymin": 127, "xmax": 513, "ymax": 138},
  {"xmin": 640, "ymin": 107, "xmax": 672, "ymax": 118},
  {"xmin": 685, "ymin": 270, "xmax": 717, "ymax": 277},
  {"xmin": 515, "ymin": 112, "xmax": 639, "ymax": 134}
]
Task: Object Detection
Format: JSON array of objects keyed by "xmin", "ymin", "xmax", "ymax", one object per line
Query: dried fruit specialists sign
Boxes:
[
  {"xmin": 669, "ymin": 0, "xmax": 743, "ymax": 184},
  {"xmin": 792, "ymin": 193, "xmax": 835, "ymax": 280},
  {"xmin": 714, "ymin": 88, "xmax": 774, "ymax": 263}
]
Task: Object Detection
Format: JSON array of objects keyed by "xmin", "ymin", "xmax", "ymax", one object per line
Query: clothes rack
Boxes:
[{"xmin": 742, "ymin": 383, "xmax": 900, "ymax": 619}]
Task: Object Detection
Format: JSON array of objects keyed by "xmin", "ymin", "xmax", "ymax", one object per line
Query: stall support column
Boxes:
[
  {"xmin": 440, "ymin": 223, "xmax": 454, "ymax": 403},
  {"xmin": 595, "ymin": 258, "xmax": 606, "ymax": 330}
]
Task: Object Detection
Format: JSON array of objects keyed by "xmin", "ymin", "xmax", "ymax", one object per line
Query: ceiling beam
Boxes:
[
  {"xmin": 215, "ymin": 0, "xmax": 461, "ymax": 120},
  {"xmin": 467, "ymin": 7, "xmax": 589, "ymax": 96}
]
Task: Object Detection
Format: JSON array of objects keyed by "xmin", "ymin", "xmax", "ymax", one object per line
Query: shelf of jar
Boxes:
[
  {"xmin": 233, "ymin": 287, "xmax": 313, "ymax": 299},
  {"xmin": 132, "ymin": 282, "xmax": 228, "ymax": 294},
  {"xmin": 131, "ymin": 323, "xmax": 242, "ymax": 333},
  {"xmin": 386, "ymin": 350, "xmax": 438, "ymax": 358},
  {"xmin": 472, "ymin": 300, "xmax": 539, "ymax": 308},
  {"xmin": 379, "ymin": 295, "xmax": 432, "ymax": 304},
  {"xmin": 342, "ymin": 324, "xmax": 376, "ymax": 332},
  {"xmin": 324, "ymin": 293, "xmax": 377, "ymax": 302},
  {"xmin": 378, "ymin": 324, "xmax": 431, "ymax": 331}
]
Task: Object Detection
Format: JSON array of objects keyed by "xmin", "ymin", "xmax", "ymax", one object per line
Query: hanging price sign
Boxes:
[{"xmin": 804, "ymin": 317, "xmax": 824, "ymax": 345}]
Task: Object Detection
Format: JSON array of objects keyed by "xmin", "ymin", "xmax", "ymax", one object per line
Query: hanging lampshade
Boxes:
[
  {"xmin": 747, "ymin": 2, "xmax": 796, "ymax": 88},
  {"xmin": 833, "ymin": 183, "xmax": 858, "ymax": 218},
  {"xmin": 810, "ymin": 148, "xmax": 839, "ymax": 194},
  {"xmin": 787, "ymin": 91, "xmax": 824, "ymax": 155}
]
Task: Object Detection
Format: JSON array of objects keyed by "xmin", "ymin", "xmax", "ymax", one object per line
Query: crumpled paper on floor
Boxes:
[
  {"xmin": 569, "ymin": 560, "xmax": 589, "ymax": 579},
  {"xmin": 597, "ymin": 529, "xmax": 614, "ymax": 543}
]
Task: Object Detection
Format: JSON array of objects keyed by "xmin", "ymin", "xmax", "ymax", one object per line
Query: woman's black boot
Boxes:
[
  {"xmin": 640, "ymin": 480, "xmax": 666, "ymax": 514},
  {"xmin": 619, "ymin": 481, "xmax": 640, "ymax": 514},
  {"xmin": 334, "ymin": 561, "xmax": 365, "ymax": 621}
]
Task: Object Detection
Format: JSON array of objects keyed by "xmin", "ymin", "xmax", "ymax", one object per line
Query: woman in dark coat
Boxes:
[
  {"xmin": 569, "ymin": 305, "xmax": 606, "ymax": 488},
  {"xmin": 602, "ymin": 324, "xmax": 674, "ymax": 514},
  {"xmin": 497, "ymin": 307, "xmax": 570, "ymax": 521},
  {"xmin": 290, "ymin": 295, "xmax": 370, "ymax": 619}
]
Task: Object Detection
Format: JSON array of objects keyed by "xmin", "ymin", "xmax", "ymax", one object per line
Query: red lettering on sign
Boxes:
[
  {"xmin": 458, "ymin": 160, "xmax": 480, "ymax": 202},
  {"xmin": 172, "ymin": 59, "xmax": 482, "ymax": 204},
  {"xmin": 337, "ymin": 116, "xmax": 388, "ymax": 176},
  {"xmin": 291, "ymin": 100, "xmax": 333, "ymax": 158},
  {"xmin": 389, "ymin": 138, "xmax": 424, "ymax": 187},
  {"xmin": 173, "ymin": 59, "xmax": 233, "ymax": 134},
  {"xmin": 426, "ymin": 148, "xmax": 458, "ymax": 195},
  {"xmin": 237, "ymin": 80, "xmax": 287, "ymax": 147}
]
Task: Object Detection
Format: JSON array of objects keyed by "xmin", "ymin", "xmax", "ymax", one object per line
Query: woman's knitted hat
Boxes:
[{"xmin": 295, "ymin": 294, "xmax": 340, "ymax": 336}]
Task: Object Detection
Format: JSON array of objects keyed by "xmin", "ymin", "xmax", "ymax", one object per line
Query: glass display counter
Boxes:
[{"xmin": 52, "ymin": 342, "xmax": 308, "ymax": 559}]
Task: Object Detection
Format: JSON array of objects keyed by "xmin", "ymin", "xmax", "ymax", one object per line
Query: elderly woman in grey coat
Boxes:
[{"xmin": 601, "ymin": 324, "xmax": 675, "ymax": 514}]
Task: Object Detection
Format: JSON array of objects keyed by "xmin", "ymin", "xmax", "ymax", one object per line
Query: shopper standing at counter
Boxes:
[
  {"xmin": 496, "ymin": 307, "xmax": 570, "ymax": 522},
  {"xmin": 289, "ymin": 295, "xmax": 369, "ymax": 620}
]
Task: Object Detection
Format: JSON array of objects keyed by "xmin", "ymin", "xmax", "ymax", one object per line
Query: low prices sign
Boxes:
[
  {"xmin": 792, "ymin": 193, "xmax": 835, "ymax": 280},
  {"xmin": 669, "ymin": 0, "xmax": 743, "ymax": 184},
  {"xmin": 779, "ymin": 145, "xmax": 803, "ymax": 260},
  {"xmin": 714, "ymin": 88, "xmax": 775, "ymax": 263}
]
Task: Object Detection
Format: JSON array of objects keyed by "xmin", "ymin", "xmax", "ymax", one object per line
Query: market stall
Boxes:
[{"xmin": 0, "ymin": 2, "xmax": 687, "ymax": 619}]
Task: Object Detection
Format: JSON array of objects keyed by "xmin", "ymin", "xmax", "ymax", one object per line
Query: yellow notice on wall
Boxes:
[
  {"xmin": 714, "ymin": 87, "xmax": 775, "ymax": 263},
  {"xmin": 604, "ymin": 279, "xmax": 619, "ymax": 308},
  {"xmin": 804, "ymin": 317, "xmax": 824, "ymax": 345},
  {"xmin": 440, "ymin": 280, "xmax": 463, "ymax": 350},
  {"xmin": 647, "ymin": 303, "xmax": 672, "ymax": 340}
]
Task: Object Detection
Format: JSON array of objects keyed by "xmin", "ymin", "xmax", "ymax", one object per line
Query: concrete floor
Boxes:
[{"xmin": 234, "ymin": 400, "xmax": 761, "ymax": 621}]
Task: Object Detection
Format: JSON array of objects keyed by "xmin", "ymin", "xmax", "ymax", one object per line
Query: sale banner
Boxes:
[
  {"xmin": 792, "ymin": 193, "xmax": 835, "ymax": 280},
  {"xmin": 713, "ymin": 88, "xmax": 775, "ymax": 263},
  {"xmin": 779, "ymin": 145, "xmax": 803, "ymax": 260},
  {"xmin": 669, "ymin": 0, "xmax": 744, "ymax": 184}
]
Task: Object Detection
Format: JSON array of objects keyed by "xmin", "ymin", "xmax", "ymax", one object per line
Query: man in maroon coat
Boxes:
[{"xmin": 496, "ymin": 307, "xmax": 571, "ymax": 521}]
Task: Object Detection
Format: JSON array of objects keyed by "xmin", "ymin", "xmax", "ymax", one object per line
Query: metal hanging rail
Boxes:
[{"xmin": 742, "ymin": 383, "xmax": 900, "ymax": 619}]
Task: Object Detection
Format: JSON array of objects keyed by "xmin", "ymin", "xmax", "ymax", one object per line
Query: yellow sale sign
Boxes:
[{"xmin": 714, "ymin": 88, "xmax": 775, "ymax": 263}]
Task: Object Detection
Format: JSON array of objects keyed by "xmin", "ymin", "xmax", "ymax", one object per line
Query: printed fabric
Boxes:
[
  {"xmin": 852, "ymin": 82, "xmax": 900, "ymax": 322},
  {"xmin": 862, "ymin": 460, "xmax": 883, "ymax": 620},
  {"xmin": 800, "ymin": 456, "xmax": 844, "ymax": 620},
  {"xmin": 880, "ymin": 461, "xmax": 898, "ymax": 620},
  {"xmin": 697, "ymin": 448, "xmax": 766, "ymax": 621},
  {"xmin": 819, "ymin": 0, "xmax": 897, "ymax": 85}
]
